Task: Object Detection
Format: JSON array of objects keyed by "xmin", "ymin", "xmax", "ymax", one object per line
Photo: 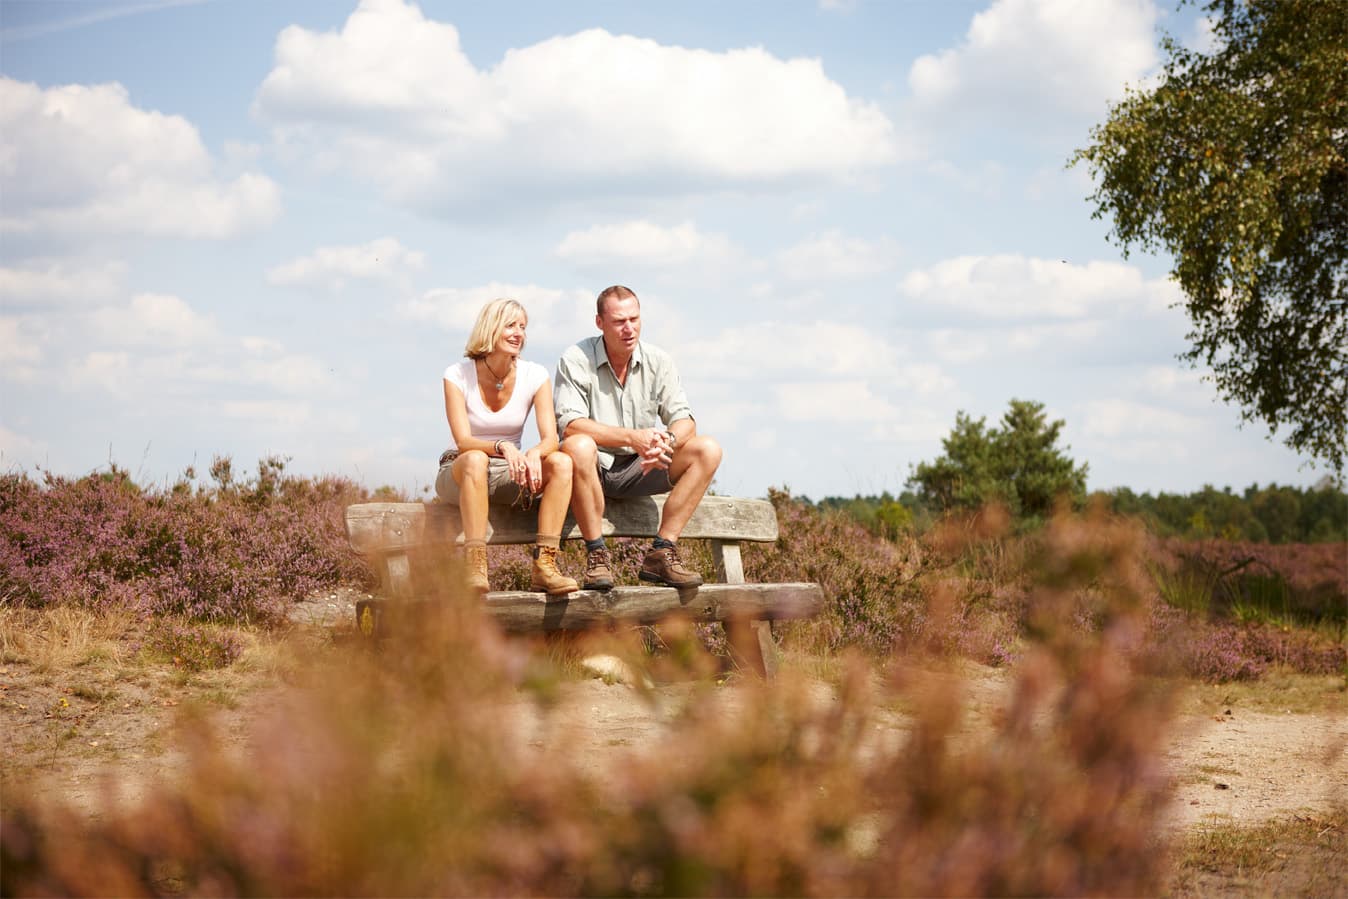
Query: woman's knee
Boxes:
[{"xmin": 457, "ymin": 449, "xmax": 490, "ymax": 482}]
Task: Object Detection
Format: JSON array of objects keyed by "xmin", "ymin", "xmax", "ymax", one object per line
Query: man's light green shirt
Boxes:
[{"xmin": 554, "ymin": 336, "xmax": 693, "ymax": 470}]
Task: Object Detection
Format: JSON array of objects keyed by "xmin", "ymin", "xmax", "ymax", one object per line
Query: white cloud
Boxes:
[
  {"xmin": 1004, "ymin": 320, "xmax": 1103, "ymax": 351},
  {"xmin": 1081, "ymin": 397, "xmax": 1199, "ymax": 439},
  {"xmin": 899, "ymin": 254, "xmax": 1179, "ymax": 319},
  {"xmin": 69, "ymin": 351, "xmax": 133, "ymax": 396},
  {"xmin": 88, "ymin": 293, "xmax": 217, "ymax": 345},
  {"xmin": 0, "ymin": 422, "xmax": 46, "ymax": 469},
  {"xmin": 908, "ymin": 0, "xmax": 1159, "ymax": 128},
  {"xmin": 0, "ymin": 260, "xmax": 126, "ymax": 306},
  {"xmin": 925, "ymin": 159, "xmax": 1006, "ymax": 199},
  {"xmin": 1187, "ymin": 15, "xmax": 1221, "ymax": 54},
  {"xmin": 242, "ymin": 336, "xmax": 286, "ymax": 355},
  {"xmin": 65, "ymin": 298, "xmax": 328, "ymax": 397},
  {"xmin": 554, "ymin": 221, "xmax": 742, "ymax": 270},
  {"xmin": 927, "ymin": 328, "xmax": 991, "ymax": 364},
  {"xmin": 776, "ymin": 231, "xmax": 900, "ymax": 281},
  {"xmin": 238, "ymin": 354, "xmax": 329, "ymax": 393},
  {"xmin": 0, "ymin": 316, "xmax": 44, "ymax": 380},
  {"xmin": 401, "ymin": 282, "xmax": 592, "ymax": 335},
  {"xmin": 683, "ymin": 320, "xmax": 955, "ymax": 396},
  {"xmin": 253, "ymin": 0, "xmax": 898, "ymax": 205},
  {"xmin": 0, "ymin": 78, "xmax": 281, "ymax": 238},
  {"xmin": 221, "ymin": 400, "xmax": 313, "ymax": 426},
  {"xmin": 267, "ymin": 237, "xmax": 426, "ymax": 290},
  {"xmin": 773, "ymin": 379, "xmax": 900, "ymax": 423}
]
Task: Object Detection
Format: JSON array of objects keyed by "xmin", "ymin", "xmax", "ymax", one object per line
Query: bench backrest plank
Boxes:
[{"xmin": 346, "ymin": 495, "xmax": 779, "ymax": 556}]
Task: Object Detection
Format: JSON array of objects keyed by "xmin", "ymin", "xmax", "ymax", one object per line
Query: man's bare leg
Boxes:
[
  {"xmin": 658, "ymin": 434, "xmax": 722, "ymax": 542},
  {"xmin": 560, "ymin": 434, "xmax": 606, "ymax": 541}
]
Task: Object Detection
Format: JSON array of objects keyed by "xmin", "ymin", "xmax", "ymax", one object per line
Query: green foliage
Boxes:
[
  {"xmin": 814, "ymin": 490, "xmax": 925, "ymax": 538},
  {"xmin": 1099, "ymin": 479, "xmax": 1347, "ymax": 542},
  {"xmin": 908, "ymin": 399, "xmax": 1088, "ymax": 519},
  {"xmin": 1074, "ymin": 0, "xmax": 1348, "ymax": 470}
]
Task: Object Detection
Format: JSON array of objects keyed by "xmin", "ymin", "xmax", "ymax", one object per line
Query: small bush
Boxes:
[{"xmin": 143, "ymin": 618, "xmax": 245, "ymax": 671}]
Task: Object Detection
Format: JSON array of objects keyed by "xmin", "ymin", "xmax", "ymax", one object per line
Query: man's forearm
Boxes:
[{"xmin": 563, "ymin": 417, "xmax": 636, "ymax": 449}]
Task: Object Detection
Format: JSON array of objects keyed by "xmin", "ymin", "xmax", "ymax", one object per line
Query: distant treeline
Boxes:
[{"xmin": 809, "ymin": 481, "xmax": 1348, "ymax": 544}]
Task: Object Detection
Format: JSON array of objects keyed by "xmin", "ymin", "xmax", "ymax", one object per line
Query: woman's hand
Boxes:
[
  {"xmin": 502, "ymin": 443, "xmax": 530, "ymax": 488},
  {"xmin": 522, "ymin": 447, "xmax": 543, "ymax": 491}
]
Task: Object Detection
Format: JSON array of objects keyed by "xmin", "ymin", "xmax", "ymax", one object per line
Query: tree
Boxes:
[
  {"xmin": 1073, "ymin": 0, "xmax": 1347, "ymax": 471},
  {"xmin": 909, "ymin": 399, "xmax": 1089, "ymax": 519}
]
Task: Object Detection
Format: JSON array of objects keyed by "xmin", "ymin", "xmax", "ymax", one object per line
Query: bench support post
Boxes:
[{"xmin": 713, "ymin": 540, "xmax": 779, "ymax": 678}]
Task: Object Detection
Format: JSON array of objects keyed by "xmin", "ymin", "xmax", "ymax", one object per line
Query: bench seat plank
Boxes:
[
  {"xmin": 346, "ymin": 495, "xmax": 779, "ymax": 554},
  {"xmin": 359, "ymin": 582, "xmax": 824, "ymax": 636}
]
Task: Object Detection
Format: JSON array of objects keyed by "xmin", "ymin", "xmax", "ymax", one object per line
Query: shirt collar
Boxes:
[{"xmin": 591, "ymin": 335, "xmax": 642, "ymax": 371}]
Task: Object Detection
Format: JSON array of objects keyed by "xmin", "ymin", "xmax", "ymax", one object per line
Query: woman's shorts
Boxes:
[{"xmin": 435, "ymin": 450, "xmax": 526, "ymax": 506}]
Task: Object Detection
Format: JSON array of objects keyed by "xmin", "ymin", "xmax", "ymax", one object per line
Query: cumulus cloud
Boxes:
[
  {"xmin": 554, "ymin": 221, "xmax": 742, "ymax": 270},
  {"xmin": 776, "ymin": 230, "xmax": 900, "ymax": 281},
  {"xmin": 0, "ymin": 316, "xmax": 45, "ymax": 380},
  {"xmin": 401, "ymin": 281, "xmax": 593, "ymax": 335},
  {"xmin": 267, "ymin": 237, "xmax": 426, "ymax": 290},
  {"xmin": 908, "ymin": 0, "xmax": 1159, "ymax": 129},
  {"xmin": 65, "ymin": 294, "xmax": 328, "ymax": 397},
  {"xmin": 0, "ymin": 78, "xmax": 281, "ymax": 238},
  {"xmin": 1081, "ymin": 397, "xmax": 1199, "ymax": 439},
  {"xmin": 0, "ymin": 422, "xmax": 45, "ymax": 465},
  {"xmin": 773, "ymin": 379, "xmax": 900, "ymax": 423},
  {"xmin": 0, "ymin": 260, "xmax": 126, "ymax": 307},
  {"xmin": 253, "ymin": 0, "xmax": 897, "ymax": 206},
  {"xmin": 682, "ymin": 320, "xmax": 954, "ymax": 396},
  {"xmin": 88, "ymin": 293, "xmax": 217, "ymax": 345},
  {"xmin": 899, "ymin": 254, "xmax": 1179, "ymax": 319}
]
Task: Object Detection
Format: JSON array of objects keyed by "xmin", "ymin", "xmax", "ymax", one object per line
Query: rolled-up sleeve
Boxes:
[
  {"xmin": 652, "ymin": 351, "xmax": 693, "ymax": 426},
  {"xmin": 553, "ymin": 346, "xmax": 590, "ymax": 436}
]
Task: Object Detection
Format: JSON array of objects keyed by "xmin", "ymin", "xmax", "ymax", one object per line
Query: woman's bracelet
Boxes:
[{"xmin": 493, "ymin": 439, "xmax": 506, "ymax": 456}]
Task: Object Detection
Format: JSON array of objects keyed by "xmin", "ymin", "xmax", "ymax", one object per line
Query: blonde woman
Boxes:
[{"xmin": 436, "ymin": 298, "xmax": 579, "ymax": 595}]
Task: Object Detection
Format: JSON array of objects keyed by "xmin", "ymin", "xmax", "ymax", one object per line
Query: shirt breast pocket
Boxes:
[{"xmin": 636, "ymin": 398, "xmax": 661, "ymax": 428}]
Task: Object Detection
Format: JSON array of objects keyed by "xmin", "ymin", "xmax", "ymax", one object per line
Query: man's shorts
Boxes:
[
  {"xmin": 434, "ymin": 451, "xmax": 526, "ymax": 506},
  {"xmin": 600, "ymin": 453, "xmax": 673, "ymax": 498}
]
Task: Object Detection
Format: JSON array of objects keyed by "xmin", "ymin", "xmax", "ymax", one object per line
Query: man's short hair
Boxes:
[{"xmin": 596, "ymin": 284, "xmax": 638, "ymax": 316}]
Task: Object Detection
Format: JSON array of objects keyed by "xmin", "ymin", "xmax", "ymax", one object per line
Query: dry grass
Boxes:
[
  {"xmin": 1179, "ymin": 670, "xmax": 1348, "ymax": 716},
  {"xmin": 1169, "ymin": 808, "xmax": 1347, "ymax": 897},
  {"xmin": 0, "ymin": 605, "xmax": 136, "ymax": 672}
]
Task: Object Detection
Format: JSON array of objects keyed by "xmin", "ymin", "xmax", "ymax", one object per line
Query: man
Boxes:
[{"xmin": 555, "ymin": 285, "xmax": 722, "ymax": 590}]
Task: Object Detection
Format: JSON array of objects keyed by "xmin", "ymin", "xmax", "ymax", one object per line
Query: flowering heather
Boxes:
[
  {"xmin": 1149, "ymin": 536, "xmax": 1347, "ymax": 625},
  {"xmin": 743, "ymin": 488, "xmax": 927, "ymax": 655},
  {"xmin": 0, "ymin": 460, "xmax": 374, "ymax": 626}
]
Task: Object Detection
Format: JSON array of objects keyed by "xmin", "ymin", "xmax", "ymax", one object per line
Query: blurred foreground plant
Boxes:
[{"xmin": 3, "ymin": 508, "xmax": 1181, "ymax": 896}]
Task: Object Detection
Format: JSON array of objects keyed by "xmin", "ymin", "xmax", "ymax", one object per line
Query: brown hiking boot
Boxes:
[
  {"xmin": 465, "ymin": 542, "xmax": 489, "ymax": 594},
  {"xmin": 530, "ymin": 544, "xmax": 579, "ymax": 596},
  {"xmin": 583, "ymin": 547, "xmax": 615, "ymax": 592},
  {"xmin": 639, "ymin": 544, "xmax": 703, "ymax": 588}
]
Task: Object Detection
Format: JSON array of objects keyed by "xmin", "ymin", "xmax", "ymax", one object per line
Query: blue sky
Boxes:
[{"xmin": 0, "ymin": 0, "xmax": 1328, "ymax": 501}]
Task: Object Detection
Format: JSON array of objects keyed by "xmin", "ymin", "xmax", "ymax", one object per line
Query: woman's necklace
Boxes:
[{"xmin": 482, "ymin": 356, "xmax": 511, "ymax": 390}]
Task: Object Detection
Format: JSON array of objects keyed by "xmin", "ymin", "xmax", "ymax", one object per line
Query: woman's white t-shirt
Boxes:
[{"xmin": 443, "ymin": 359, "xmax": 550, "ymax": 450}]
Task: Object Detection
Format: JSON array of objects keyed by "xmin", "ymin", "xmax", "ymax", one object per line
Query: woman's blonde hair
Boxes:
[{"xmin": 464, "ymin": 298, "xmax": 528, "ymax": 359}]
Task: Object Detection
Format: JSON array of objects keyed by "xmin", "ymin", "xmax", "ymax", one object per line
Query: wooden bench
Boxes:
[{"xmin": 344, "ymin": 495, "xmax": 824, "ymax": 677}]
